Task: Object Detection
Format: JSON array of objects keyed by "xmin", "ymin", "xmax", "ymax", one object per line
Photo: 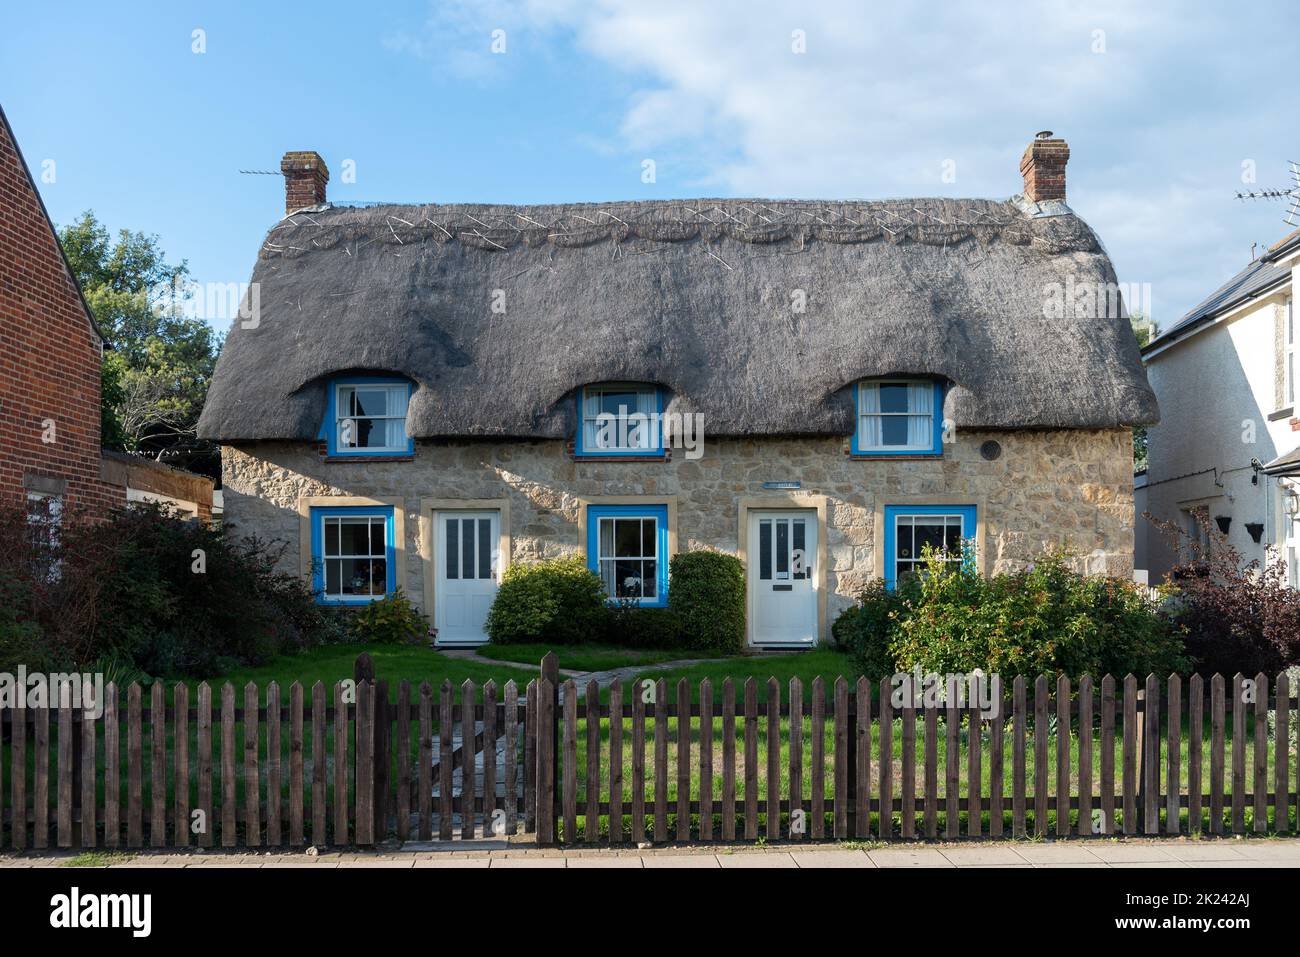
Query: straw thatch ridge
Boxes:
[{"xmin": 197, "ymin": 197, "xmax": 1158, "ymax": 442}]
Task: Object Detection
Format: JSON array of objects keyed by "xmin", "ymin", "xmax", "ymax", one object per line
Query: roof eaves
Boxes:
[{"xmin": 0, "ymin": 101, "xmax": 109, "ymax": 350}]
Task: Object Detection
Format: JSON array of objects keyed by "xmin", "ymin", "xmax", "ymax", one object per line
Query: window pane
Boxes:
[
  {"xmin": 614, "ymin": 518, "xmax": 641, "ymax": 557},
  {"xmin": 599, "ymin": 391, "xmax": 637, "ymax": 417},
  {"xmin": 462, "ymin": 518, "xmax": 476, "ymax": 579},
  {"xmin": 340, "ymin": 519, "xmax": 371, "ymax": 556},
  {"xmin": 599, "ymin": 517, "xmax": 614, "ymax": 559},
  {"xmin": 446, "ymin": 518, "xmax": 459, "ymax": 579},
  {"xmin": 478, "ymin": 519, "xmax": 492, "ymax": 579},
  {"xmin": 338, "ymin": 558, "xmax": 370, "ymax": 594},
  {"xmin": 776, "ymin": 520, "xmax": 789, "ymax": 576},
  {"xmin": 641, "ymin": 561, "xmax": 657, "ymax": 598},
  {"xmin": 759, "ymin": 520, "xmax": 772, "ymax": 581},
  {"xmin": 896, "ymin": 518, "xmax": 913, "ymax": 560},
  {"xmin": 915, "ymin": 521, "xmax": 946, "ymax": 556},
  {"xmin": 878, "ymin": 382, "xmax": 910, "ymax": 414},
  {"xmin": 370, "ymin": 558, "xmax": 388, "ymax": 594},
  {"xmin": 353, "ymin": 388, "xmax": 389, "ymax": 417},
  {"xmin": 370, "ymin": 518, "xmax": 385, "ymax": 556},
  {"xmin": 324, "ymin": 518, "xmax": 340, "ymax": 557},
  {"xmin": 642, "ymin": 518, "xmax": 656, "ymax": 558},
  {"xmin": 326, "ymin": 558, "xmax": 341, "ymax": 595},
  {"xmin": 881, "ymin": 416, "xmax": 909, "ymax": 446},
  {"xmin": 614, "ymin": 559, "xmax": 643, "ymax": 597},
  {"xmin": 944, "ymin": 520, "xmax": 963, "ymax": 552},
  {"xmin": 793, "ymin": 520, "xmax": 806, "ymax": 579},
  {"xmin": 598, "ymin": 558, "xmax": 617, "ymax": 596}
]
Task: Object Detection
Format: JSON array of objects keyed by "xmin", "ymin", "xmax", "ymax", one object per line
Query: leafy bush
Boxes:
[
  {"xmin": 1151, "ymin": 514, "xmax": 1300, "ymax": 675},
  {"xmin": 604, "ymin": 601, "xmax": 685, "ymax": 648},
  {"xmin": 887, "ymin": 546, "xmax": 1187, "ymax": 680},
  {"xmin": 349, "ymin": 588, "xmax": 429, "ymax": 645},
  {"xmin": 0, "ymin": 501, "xmax": 343, "ymax": 677},
  {"xmin": 668, "ymin": 550, "xmax": 745, "ymax": 654},
  {"xmin": 833, "ymin": 578, "xmax": 919, "ymax": 678},
  {"xmin": 485, "ymin": 556, "xmax": 608, "ymax": 645}
]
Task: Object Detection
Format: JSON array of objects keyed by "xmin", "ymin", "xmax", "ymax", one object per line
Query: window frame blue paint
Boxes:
[
  {"xmin": 882, "ymin": 503, "xmax": 977, "ymax": 590},
  {"xmin": 309, "ymin": 504, "xmax": 397, "ymax": 605},
  {"xmin": 319, "ymin": 375, "xmax": 415, "ymax": 457},
  {"xmin": 850, "ymin": 379, "xmax": 946, "ymax": 456},
  {"xmin": 574, "ymin": 385, "xmax": 666, "ymax": 458},
  {"xmin": 585, "ymin": 503, "xmax": 670, "ymax": 607}
]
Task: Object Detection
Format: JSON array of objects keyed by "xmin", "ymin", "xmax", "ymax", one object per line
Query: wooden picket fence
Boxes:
[
  {"xmin": 0, "ymin": 673, "xmax": 530, "ymax": 850},
  {"xmin": 1, "ymin": 655, "xmax": 1297, "ymax": 848},
  {"xmin": 532, "ymin": 662, "xmax": 1300, "ymax": 844}
]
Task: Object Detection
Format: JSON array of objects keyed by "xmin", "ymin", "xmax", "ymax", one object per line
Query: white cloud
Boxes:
[{"xmin": 392, "ymin": 0, "xmax": 1298, "ymax": 323}]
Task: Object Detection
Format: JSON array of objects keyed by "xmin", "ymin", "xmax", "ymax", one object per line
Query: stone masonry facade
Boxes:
[{"xmin": 221, "ymin": 427, "xmax": 1135, "ymax": 631}]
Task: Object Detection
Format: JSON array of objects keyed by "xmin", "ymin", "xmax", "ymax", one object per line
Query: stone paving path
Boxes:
[{"xmin": 8, "ymin": 838, "xmax": 1300, "ymax": 869}]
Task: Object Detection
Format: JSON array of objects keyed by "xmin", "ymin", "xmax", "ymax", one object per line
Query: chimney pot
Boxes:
[
  {"xmin": 1020, "ymin": 134, "xmax": 1069, "ymax": 204},
  {"xmin": 280, "ymin": 151, "xmax": 329, "ymax": 214}
]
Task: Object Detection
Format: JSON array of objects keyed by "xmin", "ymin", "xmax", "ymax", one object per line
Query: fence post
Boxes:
[
  {"xmin": 374, "ymin": 677, "xmax": 390, "ymax": 842},
  {"xmin": 536, "ymin": 653, "xmax": 559, "ymax": 844}
]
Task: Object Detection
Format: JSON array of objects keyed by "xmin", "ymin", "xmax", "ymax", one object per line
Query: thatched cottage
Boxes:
[{"xmin": 197, "ymin": 134, "xmax": 1157, "ymax": 647}]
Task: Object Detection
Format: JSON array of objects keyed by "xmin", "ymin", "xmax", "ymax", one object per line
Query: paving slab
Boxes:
[
  {"xmin": 1086, "ymin": 844, "xmax": 1178, "ymax": 863},
  {"xmin": 641, "ymin": 854, "xmax": 721, "ymax": 868},
  {"xmin": 868, "ymin": 847, "xmax": 953, "ymax": 867},
  {"xmin": 1011, "ymin": 844, "xmax": 1102, "ymax": 864},
  {"xmin": 414, "ymin": 857, "xmax": 492, "ymax": 868},
  {"xmin": 1161, "ymin": 843, "xmax": 1250, "ymax": 862},
  {"xmin": 489, "ymin": 857, "xmax": 567, "ymax": 868},
  {"xmin": 1230, "ymin": 842, "xmax": 1300, "ymax": 861},
  {"xmin": 790, "ymin": 850, "xmax": 874, "ymax": 868},
  {"xmin": 717, "ymin": 852, "xmax": 797, "ymax": 868},
  {"xmin": 565, "ymin": 856, "xmax": 645, "ymax": 868},
  {"xmin": 940, "ymin": 846, "xmax": 1027, "ymax": 867}
]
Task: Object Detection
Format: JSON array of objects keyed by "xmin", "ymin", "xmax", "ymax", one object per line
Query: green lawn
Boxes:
[
  {"xmin": 476, "ymin": 643, "xmax": 701, "ymax": 673},
  {"xmin": 168, "ymin": 644, "xmax": 537, "ymax": 701}
]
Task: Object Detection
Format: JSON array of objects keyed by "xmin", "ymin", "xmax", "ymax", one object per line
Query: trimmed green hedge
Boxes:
[
  {"xmin": 484, "ymin": 557, "xmax": 608, "ymax": 644},
  {"xmin": 668, "ymin": 550, "xmax": 745, "ymax": 655}
]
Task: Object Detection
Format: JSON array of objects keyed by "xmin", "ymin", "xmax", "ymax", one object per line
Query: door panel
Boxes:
[
  {"xmin": 435, "ymin": 511, "xmax": 500, "ymax": 645},
  {"xmin": 750, "ymin": 510, "xmax": 818, "ymax": 645}
]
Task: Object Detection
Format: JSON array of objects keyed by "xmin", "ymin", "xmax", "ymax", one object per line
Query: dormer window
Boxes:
[
  {"xmin": 325, "ymin": 377, "xmax": 414, "ymax": 456},
  {"xmin": 852, "ymin": 379, "xmax": 944, "ymax": 456},
  {"xmin": 576, "ymin": 384, "xmax": 664, "ymax": 457}
]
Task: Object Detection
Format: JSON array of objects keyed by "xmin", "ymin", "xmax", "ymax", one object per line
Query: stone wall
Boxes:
[{"xmin": 221, "ymin": 427, "xmax": 1136, "ymax": 630}]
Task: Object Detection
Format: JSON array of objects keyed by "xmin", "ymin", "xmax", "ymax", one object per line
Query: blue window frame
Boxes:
[
  {"xmin": 319, "ymin": 376, "xmax": 414, "ymax": 457},
  {"xmin": 882, "ymin": 504, "xmax": 976, "ymax": 590},
  {"xmin": 575, "ymin": 384, "xmax": 665, "ymax": 457},
  {"xmin": 310, "ymin": 505, "xmax": 396, "ymax": 604},
  {"xmin": 851, "ymin": 379, "xmax": 945, "ymax": 456},
  {"xmin": 585, "ymin": 504, "xmax": 669, "ymax": 607}
]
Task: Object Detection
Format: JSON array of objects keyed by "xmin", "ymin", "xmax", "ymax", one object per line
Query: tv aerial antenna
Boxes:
[{"xmin": 1236, "ymin": 161, "xmax": 1300, "ymax": 227}]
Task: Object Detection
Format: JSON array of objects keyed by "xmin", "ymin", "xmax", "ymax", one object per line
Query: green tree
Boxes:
[
  {"xmin": 60, "ymin": 212, "xmax": 220, "ymax": 474},
  {"xmin": 1130, "ymin": 312, "xmax": 1156, "ymax": 472}
]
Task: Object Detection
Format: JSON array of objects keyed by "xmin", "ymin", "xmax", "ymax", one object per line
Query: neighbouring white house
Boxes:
[{"xmin": 1137, "ymin": 228, "xmax": 1300, "ymax": 587}]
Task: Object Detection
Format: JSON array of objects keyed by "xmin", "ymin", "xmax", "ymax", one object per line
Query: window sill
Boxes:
[
  {"xmin": 572, "ymin": 452, "xmax": 670, "ymax": 463},
  {"xmin": 1268, "ymin": 407, "xmax": 1295, "ymax": 422},
  {"xmin": 848, "ymin": 452, "xmax": 943, "ymax": 461},
  {"xmin": 324, "ymin": 455, "xmax": 415, "ymax": 463}
]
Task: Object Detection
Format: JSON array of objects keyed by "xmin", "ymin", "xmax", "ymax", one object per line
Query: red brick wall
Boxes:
[{"xmin": 0, "ymin": 108, "xmax": 118, "ymax": 517}]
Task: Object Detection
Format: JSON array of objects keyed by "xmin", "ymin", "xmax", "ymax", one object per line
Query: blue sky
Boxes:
[{"xmin": 3, "ymin": 0, "xmax": 1296, "ymax": 333}]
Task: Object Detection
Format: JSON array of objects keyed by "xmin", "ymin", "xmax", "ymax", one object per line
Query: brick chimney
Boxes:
[
  {"xmin": 1019, "ymin": 131, "xmax": 1069, "ymax": 203},
  {"xmin": 280, "ymin": 151, "xmax": 329, "ymax": 214}
]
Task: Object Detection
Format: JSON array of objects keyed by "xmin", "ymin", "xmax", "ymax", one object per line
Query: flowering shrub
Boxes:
[
  {"xmin": 837, "ymin": 546, "xmax": 1187, "ymax": 680},
  {"xmin": 1152, "ymin": 513, "xmax": 1300, "ymax": 676}
]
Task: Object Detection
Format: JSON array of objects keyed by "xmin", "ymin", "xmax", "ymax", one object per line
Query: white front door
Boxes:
[
  {"xmin": 434, "ymin": 510, "xmax": 500, "ymax": 645},
  {"xmin": 749, "ymin": 510, "xmax": 818, "ymax": 646}
]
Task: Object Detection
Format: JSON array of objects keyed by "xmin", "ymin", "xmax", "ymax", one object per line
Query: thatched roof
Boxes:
[{"xmin": 198, "ymin": 196, "xmax": 1158, "ymax": 442}]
